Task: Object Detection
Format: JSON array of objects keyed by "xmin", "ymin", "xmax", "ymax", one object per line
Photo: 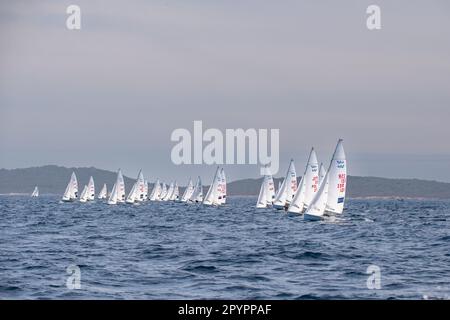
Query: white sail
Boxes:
[
  {"xmin": 107, "ymin": 183, "xmax": 118, "ymax": 205},
  {"xmin": 256, "ymin": 167, "xmax": 276, "ymax": 208},
  {"xmin": 319, "ymin": 163, "xmax": 327, "ymax": 186},
  {"xmin": 62, "ymin": 172, "xmax": 78, "ymax": 202},
  {"xmin": 159, "ymin": 182, "xmax": 167, "ymax": 201},
  {"xmin": 325, "ymin": 139, "xmax": 347, "ymax": 214},
  {"xmin": 170, "ymin": 182, "xmax": 179, "ymax": 201},
  {"xmin": 116, "ymin": 169, "xmax": 126, "ymax": 203},
  {"xmin": 203, "ymin": 167, "xmax": 221, "ymax": 206},
  {"xmin": 266, "ymin": 175, "xmax": 275, "ymax": 205},
  {"xmin": 31, "ymin": 186, "xmax": 39, "ymax": 197},
  {"xmin": 256, "ymin": 176, "xmax": 267, "ymax": 208},
  {"xmin": 79, "ymin": 185, "xmax": 89, "ymax": 203},
  {"xmin": 108, "ymin": 169, "xmax": 125, "ymax": 205},
  {"xmin": 143, "ymin": 180, "xmax": 149, "ymax": 201},
  {"xmin": 98, "ymin": 184, "xmax": 107, "ymax": 199},
  {"xmin": 273, "ymin": 160, "xmax": 297, "ymax": 209},
  {"xmin": 162, "ymin": 182, "xmax": 174, "ymax": 201},
  {"xmin": 288, "ymin": 148, "xmax": 319, "ymax": 213},
  {"xmin": 149, "ymin": 179, "xmax": 161, "ymax": 201},
  {"xmin": 126, "ymin": 182, "xmax": 138, "ymax": 203},
  {"xmin": 304, "ymin": 139, "xmax": 347, "ymax": 220},
  {"xmin": 189, "ymin": 176, "xmax": 203, "ymax": 203},
  {"xmin": 134, "ymin": 170, "xmax": 146, "ymax": 202},
  {"xmin": 86, "ymin": 176, "xmax": 95, "ymax": 201},
  {"xmin": 181, "ymin": 178, "xmax": 194, "ymax": 202},
  {"xmin": 217, "ymin": 168, "xmax": 226, "ymax": 205}
]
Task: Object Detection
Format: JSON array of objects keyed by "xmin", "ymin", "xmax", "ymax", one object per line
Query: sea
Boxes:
[{"xmin": 1, "ymin": 195, "xmax": 449, "ymax": 299}]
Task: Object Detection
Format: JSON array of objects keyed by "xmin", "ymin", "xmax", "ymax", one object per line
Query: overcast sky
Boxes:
[{"xmin": 1, "ymin": 0, "xmax": 450, "ymax": 183}]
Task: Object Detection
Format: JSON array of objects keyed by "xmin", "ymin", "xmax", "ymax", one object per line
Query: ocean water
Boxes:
[{"xmin": 0, "ymin": 195, "xmax": 449, "ymax": 300}]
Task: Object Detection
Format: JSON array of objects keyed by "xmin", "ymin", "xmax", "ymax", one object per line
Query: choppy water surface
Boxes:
[{"xmin": 1, "ymin": 196, "xmax": 449, "ymax": 299}]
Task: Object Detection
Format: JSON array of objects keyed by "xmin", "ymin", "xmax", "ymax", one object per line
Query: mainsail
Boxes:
[
  {"xmin": 162, "ymin": 182, "xmax": 174, "ymax": 201},
  {"xmin": 108, "ymin": 169, "xmax": 125, "ymax": 205},
  {"xmin": 107, "ymin": 183, "xmax": 118, "ymax": 205},
  {"xmin": 189, "ymin": 176, "xmax": 203, "ymax": 203},
  {"xmin": 116, "ymin": 169, "xmax": 126, "ymax": 203},
  {"xmin": 304, "ymin": 139, "xmax": 347, "ymax": 220},
  {"xmin": 203, "ymin": 167, "xmax": 221, "ymax": 206},
  {"xmin": 149, "ymin": 179, "xmax": 161, "ymax": 201},
  {"xmin": 256, "ymin": 176, "xmax": 268, "ymax": 208},
  {"xmin": 256, "ymin": 167, "xmax": 275, "ymax": 208},
  {"xmin": 87, "ymin": 176, "xmax": 95, "ymax": 201},
  {"xmin": 170, "ymin": 182, "xmax": 179, "ymax": 201},
  {"xmin": 143, "ymin": 180, "xmax": 148, "ymax": 201},
  {"xmin": 288, "ymin": 148, "xmax": 319, "ymax": 214},
  {"xmin": 218, "ymin": 168, "xmax": 226, "ymax": 205},
  {"xmin": 126, "ymin": 182, "xmax": 138, "ymax": 204},
  {"xmin": 62, "ymin": 172, "xmax": 78, "ymax": 202},
  {"xmin": 181, "ymin": 178, "xmax": 194, "ymax": 202},
  {"xmin": 98, "ymin": 184, "xmax": 107, "ymax": 199},
  {"xmin": 135, "ymin": 170, "xmax": 146, "ymax": 202},
  {"xmin": 31, "ymin": 186, "xmax": 39, "ymax": 197},
  {"xmin": 159, "ymin": 183, "xmax": 168, "ymax": 201},
  {"xmin": 79, "ymin": 185, "xmax": 89, "ymax": 203},
  {"xmin": 273, "ymin": 160, "xmax": 297, "ymax": 209}
]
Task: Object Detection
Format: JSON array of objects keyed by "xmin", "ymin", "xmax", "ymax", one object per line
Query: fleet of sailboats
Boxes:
[
  {"xmin": 303, "ymin": 139, "xmax": 347, "ymax": 221},
  {"xmin": 255, "ymin": 139, "xmax": 347, "ymax": 220},
  {"xmin": 54, "ymin": 139, "xmax": 346, "ymax": 221}
]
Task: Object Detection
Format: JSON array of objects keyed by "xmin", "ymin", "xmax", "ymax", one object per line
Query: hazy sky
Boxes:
[{"xmin": 1, "ymin": 0, "xmax": 450, "ymax": 183}]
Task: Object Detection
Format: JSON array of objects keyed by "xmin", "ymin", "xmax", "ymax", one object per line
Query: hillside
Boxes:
[{"xmin": 1, "ymin": 166, "xmax": 450, "ymax": 199}]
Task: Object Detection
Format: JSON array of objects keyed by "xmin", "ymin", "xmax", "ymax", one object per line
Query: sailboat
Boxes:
[
  {"xmin": 217, "ymin": 168, "xmax": 227, "ymax": 205},
  {"xmin": 79, "ymin": 185, "xmax": 89, "ymax": 203},
  {"xmin": 159, "ymin": 183, "xmax": 168, "ymax": 201},
  {"xmin": 162, "ymin": 182, "xmax": 174, "ymax": 201},
  {"xmin": 108, "ymin": 169, "xmax": 126, "ymax": 205},
  {"xmin": 189, "ymin": 176, "xmax": 203, "ymax": 203},
  {"xmin": 116, "ymin": 169, "xmax": 126, "ymax": 203},
  {"xmin": 31, "ymin": 186, "xmax": 39, "ymax": 197},
  {"xmin": 135, "ymin": 170, "xmax": 146, "ymax": 202},
  {"xmin": 273, "ymin": 160, "xmax": 297, "ymax": 210},
  {"xmin": 62, "ymin": 172, "xmax": 78, "ymax": 202},
  {"xmin": 126, "ymin": 182, "xmax": 138, "ymax": 204},
  {"xmin": 87, "ymin": 176, "xmax": 95, "ymax": 201},
  {"xmin": 203, "ymin": 167, "xmax": 221, "ymax": 206},
  {"xmin": 256, "ymin": 166, "xmax": 276, "ymax": 208},
  {"xmin": 143, "ymin": 180, "xmax": 149, "ymax": 201},
  {"xmin": 288, "ymin": 148, "xmax": 319, "ymax": 214},
  {"xmin": 180, "ymin": 178, "xmax": 194, "ymax": 202},
  {"xmin": 149, "ymin": 179, "xmax": 161, "ymax": 201},
  {"xmin": 304, "ymin": 139, "xmax": 347, "ymax": 221},
  {"xmin": 108, "ymin": 183, "xmax": 118, "ymax": 205},
  {"xmin": 98, "ymin": 184, "xmax": 107, "ymax": 199},
  {"xmin": 170, "ymin": 182, "xmax": 179, "ymax": 201}
]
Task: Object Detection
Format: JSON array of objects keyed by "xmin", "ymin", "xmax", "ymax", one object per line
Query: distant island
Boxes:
[{"xmin": 1, "ymin": 165, "xmax": 450, "ymax": 199}]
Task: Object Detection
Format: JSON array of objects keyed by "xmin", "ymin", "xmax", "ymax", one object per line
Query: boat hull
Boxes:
[{"xmin": 303, "ymin": 213, "xmax": 323, "ymax": 221}]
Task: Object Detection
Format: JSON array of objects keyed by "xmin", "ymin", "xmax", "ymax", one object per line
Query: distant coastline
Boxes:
[{"xmin": 1, "ymin": 165, "xmax": 450, "ymax": 199}]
